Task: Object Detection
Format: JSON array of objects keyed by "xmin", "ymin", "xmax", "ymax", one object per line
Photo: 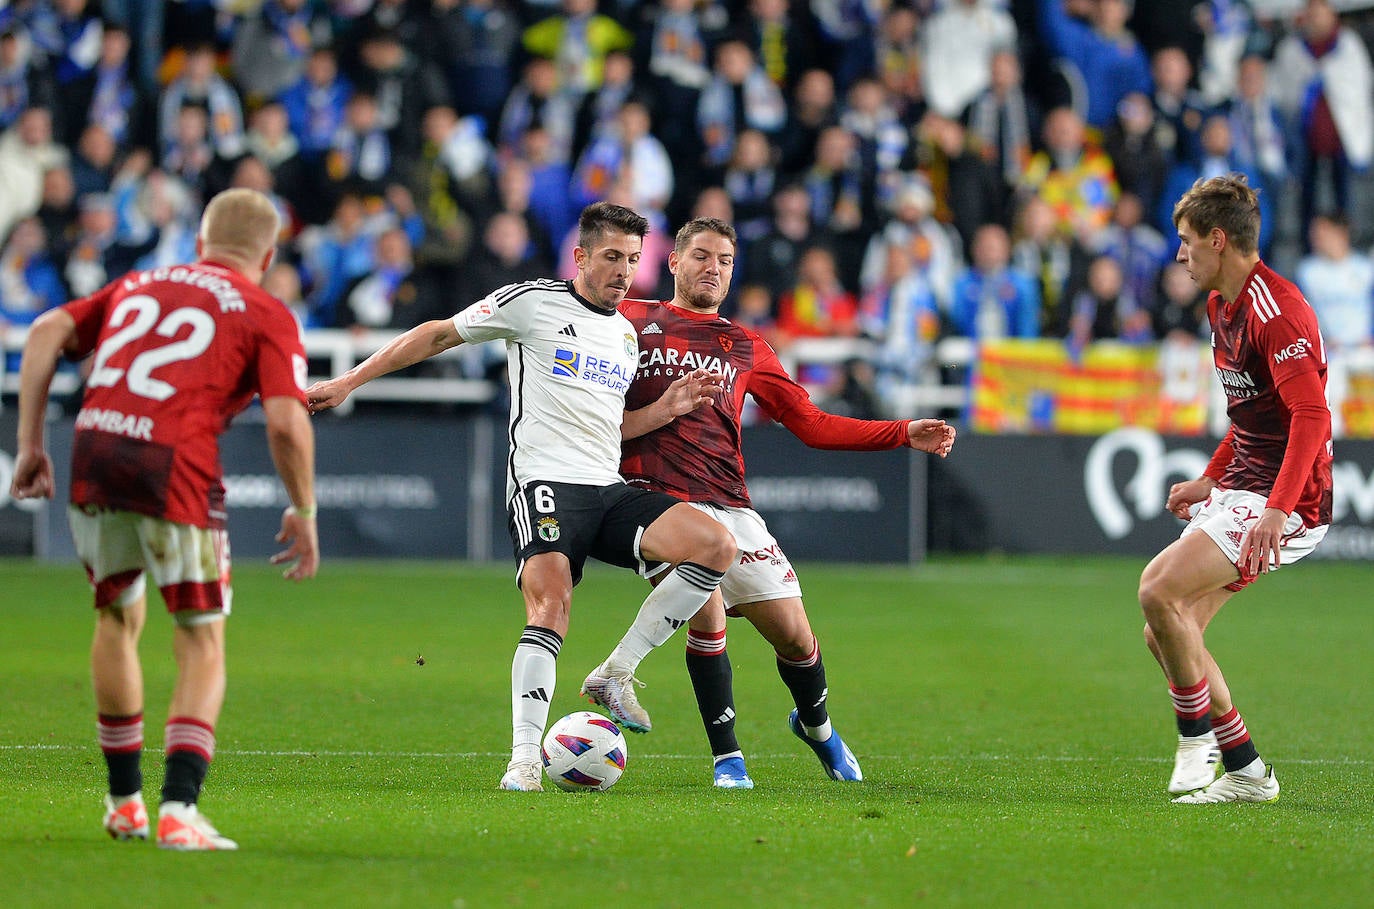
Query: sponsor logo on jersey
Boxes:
[
  {"xmin": 641, "ymin": 322, "xmax": 663, "ymax": 335},
  {"xmin": 554, "ymin": 348, "xmax": 633, "ymax": 391},
  {"xmin": 537, "ymin": 516, "xmax": 560, "ymax": 541},
  {"xmin": 637, "ymin": 346, "xmax": 740, "ymax": 384},
  {"xmin": 1215, "ymin": 366, "xmax": 1261, "ymax": 400},
  {"xmin": 1273, "ymin": 338, "xmax": 1312, "ymax": 364},
  {"xmin": 552, "ymin": 348, "xmax": 580, "ymax": 378},
  {"xmin": 558, "ymin": 324, "xmax": 578, "ymax": 337}
]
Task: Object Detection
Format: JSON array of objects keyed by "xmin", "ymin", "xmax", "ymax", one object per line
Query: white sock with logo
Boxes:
[
  {"xmin": 511, "ymin": 626, "xmax": 561, "ymax": 764},
  {"xmin": 602, "ymin": 562, "xmax": 725, "ymax": 674}
]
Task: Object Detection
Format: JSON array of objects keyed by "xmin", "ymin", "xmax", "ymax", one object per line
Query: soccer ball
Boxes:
[{"xmin": 541, "ymin": 711, "xmax": 628, "ymax": 791}]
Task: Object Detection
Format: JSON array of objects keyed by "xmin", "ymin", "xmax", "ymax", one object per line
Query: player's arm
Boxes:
[
  {"xmin": 1241, "ymin": 368, "xmax": 1329, "ymax": 574},
  {"xmin": 622, "ymin": 368, "xmax": 725, "ymax": 440},
  {"xmin": 262, "ymin": 395, "xmax": 319, "ymax": 580},
  {"xmin": 307, "ymin": 318, "xmax": 463, "ymax": 412},
  {"xmin": 9, "ymin": 307, "xmax": 78, "ymax": 500},
  {"xmin": 747, "ymin": 341, "xmax": 915, "ymax": 451}
]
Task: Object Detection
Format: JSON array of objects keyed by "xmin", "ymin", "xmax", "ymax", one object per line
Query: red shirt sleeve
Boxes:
[
  {"xmin": 61, "ymin": 280, "xmax": 121, "ymax": 358},
  {"xmin": 253, "ymin": 296, "xmax": 308, "ymax": 404},
  {"xmin": 747, "ymin": 334, "xmax": 908, "ymax": 450},
  {"xmin": 1267, "ymin": 369, "xmax": 1330, "ymax": 515},
  {"xmin": 1248, "ymin": 285, "xmax": 1330, "ymax": 514}
]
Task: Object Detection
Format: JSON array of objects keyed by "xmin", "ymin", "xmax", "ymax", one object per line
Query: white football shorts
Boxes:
[
  {"xmin": 690, "ymin": 501, "xmax": 801, "ymax": 608},
  {"xmin": 69, "ymin": 505, "xmax": 232, "ymax": 624},
  {"xmin": 1181, "ymin": 488, "xmax": 1328, "ymax": 590}
]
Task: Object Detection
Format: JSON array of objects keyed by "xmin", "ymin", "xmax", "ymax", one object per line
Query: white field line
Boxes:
[{"xmin": 0, "ymin": 744, "xmax": 1368, "ymax": 765}]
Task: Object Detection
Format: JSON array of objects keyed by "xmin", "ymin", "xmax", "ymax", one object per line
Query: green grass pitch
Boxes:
[{"xmin": 1, "ymin": 555, "xmax": 1370, "ymax": 908}]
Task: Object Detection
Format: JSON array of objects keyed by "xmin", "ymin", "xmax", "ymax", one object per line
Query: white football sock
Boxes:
[
  {"xmin": 602, "ymin": 562, "xmax": 725, "ymax": 674},
  {"xmin": 511, "ymin": 626, "xmax": 561, "ymax": 764}
]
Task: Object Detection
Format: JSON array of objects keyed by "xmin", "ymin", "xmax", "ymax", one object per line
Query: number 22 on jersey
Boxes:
[{"xmin": 86, "ymin": 295, "xmax": 216, "ymax": 402}]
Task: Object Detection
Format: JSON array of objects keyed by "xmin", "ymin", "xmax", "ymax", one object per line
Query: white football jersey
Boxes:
[{"xmin": 454, "ymin": 279, "xmax": 638, "ymax": 503}]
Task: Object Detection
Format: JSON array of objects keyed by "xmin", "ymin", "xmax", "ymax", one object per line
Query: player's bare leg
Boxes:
[
  {"xmin": 502, "ymin": 551, "xmax": 574, "ymax": 791},
  {"xmin": 738, "ymin": 597, "xmax": 861, "ymax": 781},
  {"xmin": 92, "ymin": 592, "xmax": 149, "ymax": 840},
  {"xmin": 1139, "ymin": 534, "xmax": 1277, "ymax": 802},
  {"xmin": 584, "ymin": 504, "xmax": 734, "ymax": 732},
  {"xmin": 157, "ymin": 617, "xmax": 237, "ymax": 849}
]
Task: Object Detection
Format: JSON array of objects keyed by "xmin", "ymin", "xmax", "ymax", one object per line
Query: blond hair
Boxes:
[{"xmin": 199, "ymin": 188, "xmax": 280, "ymax": 265}]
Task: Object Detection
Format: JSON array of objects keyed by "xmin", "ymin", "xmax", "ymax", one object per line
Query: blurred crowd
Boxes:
[{"xmin": 2, "ymin": 0, "xmax": 1374, "ymax": 416}]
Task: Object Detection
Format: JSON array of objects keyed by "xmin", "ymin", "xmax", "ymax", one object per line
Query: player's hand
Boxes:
[
  {"xmin": 663, "ymin": 369, "xmax": 726, "ymax": 418},
  {"xmin": 907, "ymin": 419, "xmax": 955, "ymax": 457},
  {"xmin": 272, "ymin": 507, "xmax": 319, "ymax": 580},
  {"xmin": 1239, "ymin": 507, "xmax": 1287, "ymax": 577},
  {"xmin": 1166, "ymin": 477, "xmax": 1217, "ymax": 520},
  {"xmin": 306, "ymin": 377, "xmax": 351, "ymax": 414},
  {"xmin": 9, "ymin": 449, "xmax": 55, "ymax": 500}
]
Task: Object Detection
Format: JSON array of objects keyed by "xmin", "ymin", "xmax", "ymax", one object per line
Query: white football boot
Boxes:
[
  {"xmin": 1168, "ymin": 732, "xmax": 1222, "ymax": 794},
  {"xmin": 499, "ymin": 759, "xmax": 544, "ymax": 792},
  {"xmin": 156, "ymin": 801, "xmax": 238, "ymax": 851},
  {"xmin": 1173, "ymin": 765, "xmax": 1280, "ymax": 804},
  {"xmin": 580, "ymin": 667, "xmax": 652, "ymax": 733}
]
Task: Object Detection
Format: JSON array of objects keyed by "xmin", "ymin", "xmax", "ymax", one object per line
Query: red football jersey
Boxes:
[
  {"xmin": 1207, "ymin": 260, "xmax": 1333, "ymax": 526},
  {"xmin": 619, "ymin": 299, "xmax": 908, "ymax": 507},
  {"xmin": 65, "ymin": 260, "xmax": 307, "ymax": 528}
]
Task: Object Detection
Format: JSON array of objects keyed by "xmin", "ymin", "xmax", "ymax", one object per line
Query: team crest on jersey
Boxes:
[
  {"xmin": 717, "ymin": 334, "xmax": 733, "ymax": 352},
  {"xmin": 552, "ymin": 348, "xmax": 580, "ymax": 378},
  {"xmin": 624, "ymin": 333, "xmax": 636, "ymax": 357},
  {"xmin": 537, "ymin": 516, "xmax": 561, "ymax": 542}
]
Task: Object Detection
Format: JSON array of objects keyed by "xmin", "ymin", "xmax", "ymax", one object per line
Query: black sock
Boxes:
[
  {"xmin": 1221, "ymin": 740, "xmax": 1261, "ymax": 773},
  {"xmin": 777, "ymin": 644, "xmax": 829, "ymax": 729},
  {"xmin": 106, "ymin": 752, "xmax": 143, "ymax": 798},
  {"xmin": 161, "ymin": 751, "xmax": 209, "ymax": 806},
  {"xmin": 686, "ymin": 649, "xmax": 740, "ymax": 758}
]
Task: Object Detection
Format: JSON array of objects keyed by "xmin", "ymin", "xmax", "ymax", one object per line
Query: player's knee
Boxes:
[
  {"xmin": 774, "ymin": 636, "xmax": 814, "ymax": 661},
  {"xmin": 1137, "ymin": 576, "xmax": 1178, "ymax": 625},
  {"xmin": 694, "ymin": 521, "xmax": 737, "ymax": 571}
]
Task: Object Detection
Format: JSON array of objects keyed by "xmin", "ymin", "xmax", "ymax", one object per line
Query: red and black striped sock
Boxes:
[
  {"xmin": 1169, "ymin": 679, "xmax": 1212, "ymax": 738},
  {"xmin": 685, "ymin": 629, "xmax": 739, "ymax": 758},
  {"xmin": 1212, "ymin": 707, "xmax": 1261, "ymax": 773},
  {"xmin": 777, "ymin": 639, "xmax": 828, "ymax": 729},
  {"xmin": 161, "ymin": 717, "xmax": 214, "ymax": 806},
  {"xmin": 98, "ymin": 712, "xmax": 143, "ymax": 797}
]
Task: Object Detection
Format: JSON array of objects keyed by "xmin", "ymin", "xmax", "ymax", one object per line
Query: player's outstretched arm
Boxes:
[
  {"xmin": 10, "ymin": 308, "xmax": 78, "ymax": 500},
  {"xmin": 622, "ymin": 368, "xmax": 725, "ymax": 440},
  {"xmin": 907, "ymin": 419, "xmax": 956, "ymax": 457},
  {"xmin": 307, "ymin": 319, "xmax": 463, "ymax": 413},
  {"xmin": 263, "ymin": 396, "xmax": 319, "ymax": 580}
]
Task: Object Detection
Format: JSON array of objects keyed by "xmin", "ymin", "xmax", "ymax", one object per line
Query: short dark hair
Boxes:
[
  {"xmin": 577, "ymin": 202, "xmax": 649, "ymax": 249},
  {"xmin": 1172, "ymin": 173, "xmax": 1261, "ymax": 255},
  {"xmin": 673, "ymin": 217, "xmax": 737, "ymax": 254}
]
